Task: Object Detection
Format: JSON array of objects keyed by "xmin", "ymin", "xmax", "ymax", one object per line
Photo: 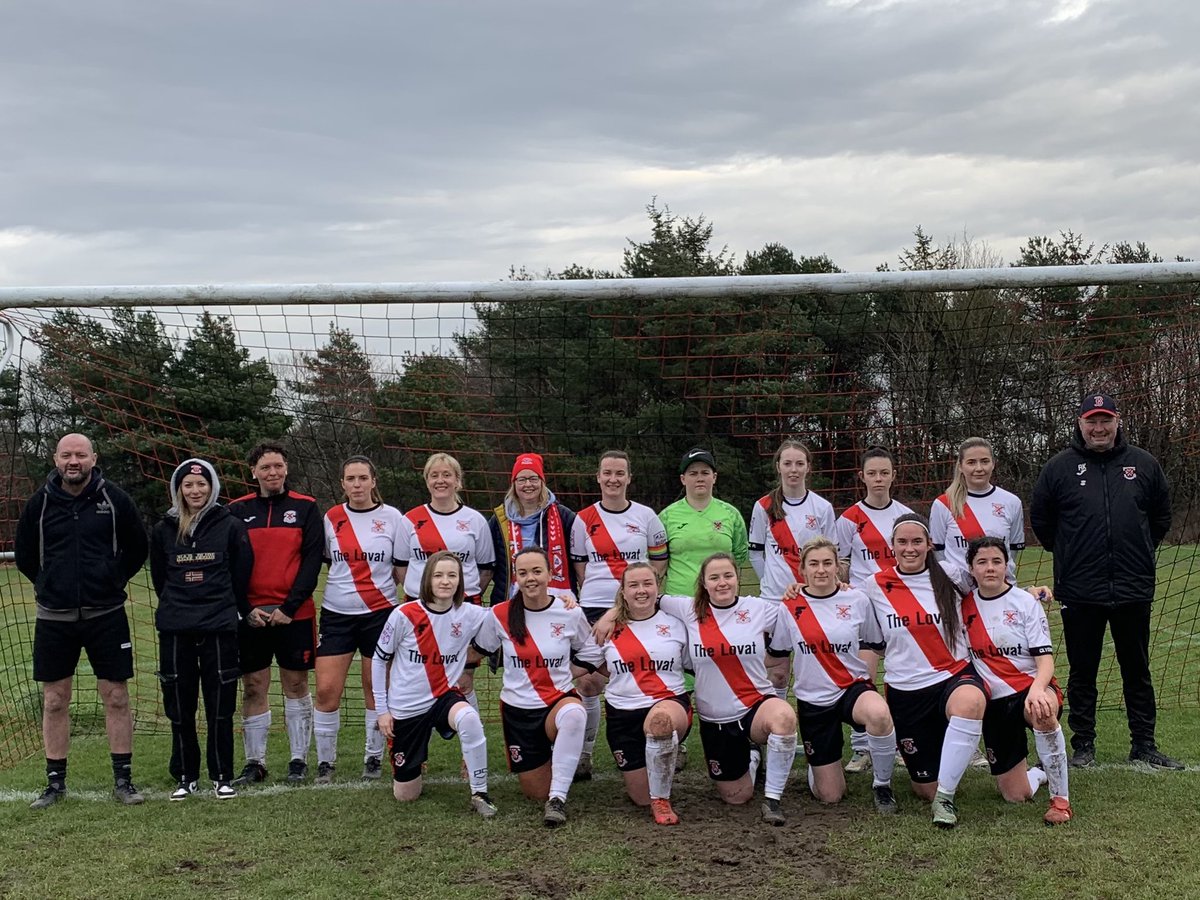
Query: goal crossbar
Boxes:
[{"xmin": 0, "ymin": 261, "xmax": 1197, "ymax": 310}]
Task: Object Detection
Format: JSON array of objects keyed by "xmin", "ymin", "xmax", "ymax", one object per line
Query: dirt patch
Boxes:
[{"xmin": 463, "ymin": 770, "xmax": 861, "ymax": 899}]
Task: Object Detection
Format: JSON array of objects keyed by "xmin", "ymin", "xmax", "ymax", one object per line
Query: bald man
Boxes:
[{"xmin": 15, "ymin": 434, "xmax": 149, "ymax": 808}]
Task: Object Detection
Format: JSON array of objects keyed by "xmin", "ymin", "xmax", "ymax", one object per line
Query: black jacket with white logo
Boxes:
[
  {"xmin": 1030, "ymin": 428, "xmax": 1171, "ymax": 605},
  {"xmin": 14, "ymin": 468, "xmax": 149, "ymax": 614}
]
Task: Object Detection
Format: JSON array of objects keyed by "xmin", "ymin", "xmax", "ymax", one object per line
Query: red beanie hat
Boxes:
[{"xmin": 511, "ymin": 452, "xmax": 545, "ymax": 481}]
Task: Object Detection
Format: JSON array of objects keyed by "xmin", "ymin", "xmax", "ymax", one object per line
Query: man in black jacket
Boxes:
[
  {"xmin": 1030, "ymin": 394, "xmax": 1181, "ymax": 770},
  {"xmin": 14, "ymin": 434, "xmax": 150, "ymax": 808}
]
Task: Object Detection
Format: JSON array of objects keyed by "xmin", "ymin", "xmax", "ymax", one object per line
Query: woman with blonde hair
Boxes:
[
  {"xmin": 595, "ymin": 562, "xmax": 691, "ymax": 825},
  {"xmin": 930, "ymin": 437, "xmax": 1024, "ymax": 579}
]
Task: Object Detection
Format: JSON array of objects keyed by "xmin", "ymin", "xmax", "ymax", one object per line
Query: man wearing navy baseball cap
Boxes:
[{"xmin": 1030, "ymin": 393, "xmax": 1181, "ymax": 770}]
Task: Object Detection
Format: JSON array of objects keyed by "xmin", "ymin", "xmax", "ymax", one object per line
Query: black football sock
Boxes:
[
  {"xmin": 46, "ymin": 757, "xmax": 67, "ymax": 789},
  {"xmin": 111, "ymin": 752, "xmax": 133, "ymax": 783}
]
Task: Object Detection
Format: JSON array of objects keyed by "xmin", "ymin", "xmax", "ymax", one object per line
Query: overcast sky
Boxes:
[{"xmin": 1, "ymin": 0, "xmax": 1197, "ymax": 291}]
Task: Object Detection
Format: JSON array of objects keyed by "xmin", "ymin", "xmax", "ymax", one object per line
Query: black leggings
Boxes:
[{"xmin": 158, "ymin": 631, "xmax": 240, "ymax": 784}]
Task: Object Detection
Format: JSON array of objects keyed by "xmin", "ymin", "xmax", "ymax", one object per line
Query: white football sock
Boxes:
[
  {"xmin": 1026, "ymin": 765, "xmax": 1048, "ymax": 797},
  {"xmin": 850, "ymin": 727, "xmax": 869, "ymax": 753},
  {"xmin": 453, "ymin": 705, "xmax": 489, "ymax": 795},
  {"xmin": 364, "ymin": 707, "xmax": 386, "ymax": 759},
  {"xmin": 936, "ymin": 715, "xmax": 983, "ymax": 795},
  {"xmin": 1034, "ymin": 725, "xmax": 1069, "ymax": 799},
  {"xmin": 314, "ymin": 709, "xmax": 340, "ymax": 765},
  {"xmin": 764, "ymin": 732, "xmax": 797, "ymax": 801},
  {"xmin": 645, "ymin": 731, "xmax": 678, "ymax": 800},
  {"xmin": 581, "ymin": 694, "xmax": 601, "ymax": 756},
  {"xmin": 242, "ymin": 711, "xmax": 270, "ymax": 764},
  {"xmin": 749, "ymin": 747, "xmax": 762, "ymax": 789},
  {"xmin": 284, "ymin": 695, "xmax": 313, "ymax": 763},
  {"xmin": 868, "ymin": 729, "xmax": 897, "ymax": 787},
  {"xmin": 549, "ymin": 703, "xmax": 587, "ymax": 802}
]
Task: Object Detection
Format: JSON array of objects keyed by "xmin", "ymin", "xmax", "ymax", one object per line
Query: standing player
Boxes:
[
  {"xmin": 595, "ymin": 553, "xmax": 799, "ymax": 826},
  {"xmin": 834, "ymin": 446, "xmax": 912, "ymax": 772},
  {"xmin": 150, "ymin": 459, "xmax": 254, "ymax": 799},
  {"xmin": 859, "ymin": 514, "xmax": 985, "ymax": 828},
  {"xmin": 596, "ymin": 562, "xmax": 691, "ymax": 825},
  {"xmin": 15, "ymin": 433, "xmax": 149, "ymax": 808},
  {"xmin": 372, "ymin": 551, "xmax": 496, "ymax": 817},
  {"xmin": 772, "ymin": 537, "xmax": 898, "ymax": 813},
  {"xmin": 488, "ymin": 452, "xmax": 578, "ymax": 603},
  {"xmin": 570, "ymin": 450, "xmax": 669, "ymax": 780},
  {"xmin": 963, "ymin": 537, "xmax": 1072, "ymax": 825},
  {"xmin": 659, "ymin": 448, "xmax": 749, "ymax": 597},
  {"xmin": 399, "ymin": 453, "xmax": 495, "ymax": 709},
  {"xmin": 313, "ymin": 455, "xmax": 409, "ymax": 784},
  {"xmin": 930, "ymin": 437, "xmax": 1024, "ymax": 578},
  {"xmin": 229, "ymin": 443, "xmax": 324, "ymax": 786},
  {"xmin": 749, "ymin": 439, "xmax": 836, "ymax": 699},
  {"xmin": 469, "ymin": 547, "xmax": 604, "ymax": 827}
]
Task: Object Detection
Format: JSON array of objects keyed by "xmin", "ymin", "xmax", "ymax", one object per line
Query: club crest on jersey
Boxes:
[
  {"xmin": 1123, "ymin": 466, "xmax": 1137, "ymax": 480},
  {"xmin": 708, "ymin": 759, "xmax": 722, "ymax": 777},
  {"xmin": 283, "ymin": 509, "xmax": 297, "ymax": 524},
  {"xmin": 656, "ymin": 623, "xmax": 671, "ymax": 637},
  {"xmin": 1076, "ymin": 463, "xmax": 1087, "ymax": 476},
  {"xmin": 735, "ymin": 610, "xmax": 751, "ymax": 624},
  {"xmin": 508, "ymin": 745, "xmax": 523, "ymax": 764},
  {"xmin": 992, "ymin": 504, "xmax": 1006, "ymax": 519},
  {"xmin": 712, "ymin": 520, "xmax": 725, "ymax": 532},
  {"xmin": 613, "ymin": 750, "xmax": 627, "ymax": 767},
  {"xmin": 456, "ymin": 519, "xmax": 470, "ymax": 532},
  {"xmin": 1003, "ymin": 609, "xmax": 1019, "ymax": 626},
  {"xmin": 372, "ymin": 519, "xmax": 386, "ymax": 533},
  {"xmin": 900, "ymin": 738, "xmax": 917, "ymax": 755},
  {"xmin": 805, "ymin": 515, "xmax": 819, "ymax": 530},
  {"xmin": 450, "ymin": 622, "xmax": 463, "ymax": 638},
  {"xmin": 550, "ymin": 622, "xmax": 565, "ymax": 638},
  {"xmin": 392, "ymin": 751, "xmax": 406, "ymax": 768},
  {"xmin": 836, "ymin": 604, "xmax": 852, "ymax": 620}
]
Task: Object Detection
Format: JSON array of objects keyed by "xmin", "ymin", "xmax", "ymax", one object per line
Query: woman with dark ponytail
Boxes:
[
  {"xmin": 859, "ymin": 513, "xmax": 987, "ymax": 829},
  {"xmin": 468, "ymin": 546, "xmax": 603, "ymax": 828}
]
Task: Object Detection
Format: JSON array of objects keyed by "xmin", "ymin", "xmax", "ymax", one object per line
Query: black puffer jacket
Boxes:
[
  {"xmin": 14, "ymin": 468, "xmax": 148, "ymax": 612},
  {"xmin": 1030, "ymin": 428, "xmax": 1171, "ymax": 605}
]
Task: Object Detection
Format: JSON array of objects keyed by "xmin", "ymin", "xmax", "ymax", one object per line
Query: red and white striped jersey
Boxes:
[
  {"xmin": 601, "ymin": 607, "xmax": 689, "ymax": 711},
  {"xmin": 372, "ymin": 600, "xmax": 489, "ymax": 718},
  {"xmin": 962, "ymin": 586, "xmax": 1052, "ymax": 699},
  {"xmin": 770, "ymin": 587, "xmax": 874, "ymax": 708},
  {"xmin": 321, "ymin": 503, "xmax": 408, "ymax": 615},
  {"xmin": 749, "ymin": 491, "xmax": 837, "ymax": 600},
  {"xmin": 929, "ymin": 487, "xmax": 1025, "ymax": 577},
  {"xmin": 399, "ymin": 504, "xmax": 495, "ymax": 599},
  {"xmin": 570, "ymin": 501, "xmax": 668, "ymax": 609},
  {"xmin": 835, "ymin": 500, "xmax": 915, "ymax": 588},
  {"xmin": 860, "ymin": 564, "xmax": 970, "ymax": 691},
  {"xmin": 658, "ymin": 593, "xmax": 779, "ymax": 725},
  {"xmin": 473, "ymin": 593, "xmax": 604, "ymax": 709}
]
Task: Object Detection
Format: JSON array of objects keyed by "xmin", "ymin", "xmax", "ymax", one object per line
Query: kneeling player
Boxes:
[
  {"xmin": 598, "ymin": 563, "xmax": 691, "ymax": 825},
  {"xmin": 964, "ymin": 537, "xmax": 1071, "ymax": 825},
  {"xmin": 371, "ymin": 552, "xmax": 495, "ymax": 817},
  {"xmin": 774, "ymin": 537, "xmax": 898, "ymax": 813},
  {"xmin": 469, "ymin": 546, "xmax": 604, "ymax": 827}
]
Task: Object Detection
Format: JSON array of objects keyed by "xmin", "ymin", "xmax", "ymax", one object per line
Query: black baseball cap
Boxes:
[
  {"xmin": 679, "ymin": 447, "xmax": 717, "ymax": 474},
  {"xmin": 1078, "ymin": 393, "xmax": 1118, "ymax": 419}
]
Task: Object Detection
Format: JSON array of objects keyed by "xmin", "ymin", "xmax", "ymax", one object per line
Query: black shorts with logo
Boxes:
[
  {"xmin": 886, "ymin": 664, "xmax": 989, "ymax": 784},
  {"xmin": 698, "ymin": 696, "xmax": 770, "ymax": 782},
  {"xmin": 389, "ymin": 689, "xmax": 468, "ymax": 783},
  {"xmin": 604, "ymin": 694, "xmax": 693, "ymax": 772},
  {"xmin": 33, "ymin": 608, "xmax": 134, "ymax": 683},
  {"xmin": 797, "ymin": 681, "xmax": 877, "ymax": 767},
  {"xmin": 500, "ymin": 692, "xmax": 580, "ymax": 774},
  {"xmin": 983, "ymin": 681, "xmax": 1063, "ymax": 776},
  {"xmin": 239, "ymin": 615, "xmax": 317, "ymax": 673},
  {"xmin": 316, "ymin": 608, "xmax": 392, "ymax": 658}
]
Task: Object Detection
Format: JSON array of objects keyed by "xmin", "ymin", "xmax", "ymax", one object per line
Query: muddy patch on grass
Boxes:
[{"xmin": 463, "ymin": 774, "xmax": 860, "ymax": 899}]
